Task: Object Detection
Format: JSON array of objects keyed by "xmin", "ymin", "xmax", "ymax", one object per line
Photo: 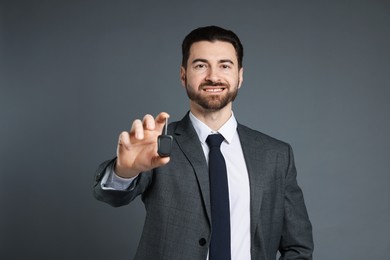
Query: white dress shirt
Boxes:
[
  {"xmin": 189, "ymin": 112, "xmax": 251, "ymax": 260},
  {"xmin": 101, "ymin": 111, "xmax": 251, "ymax": 260}
]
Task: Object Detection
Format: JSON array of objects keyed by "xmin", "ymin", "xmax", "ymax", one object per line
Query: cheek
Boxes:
[
  {"xmin": 186, "ymin": 74, "xmax": 203, "ymax": 86},
  {"xmin": 223, "ymin": 76, "xmax": 236, "ymax": 85}
]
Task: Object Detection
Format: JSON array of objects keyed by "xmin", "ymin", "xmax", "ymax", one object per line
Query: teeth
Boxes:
[{"xmin": 205, "ymin": 88, "xmax": 223, "ymax": 92}]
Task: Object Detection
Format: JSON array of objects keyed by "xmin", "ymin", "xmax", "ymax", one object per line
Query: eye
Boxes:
[
  {"xmin": 194, "ymin": 63, "xmax": 207, "ymax": 70},
  {"xmin": 221, "ymin": 63, "xmax": 232, "ymax": 69}
]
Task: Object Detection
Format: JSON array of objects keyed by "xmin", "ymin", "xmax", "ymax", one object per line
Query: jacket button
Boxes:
[{"xmin": 199, "ymin": 238, "xmax": 206, "ymax": 246}]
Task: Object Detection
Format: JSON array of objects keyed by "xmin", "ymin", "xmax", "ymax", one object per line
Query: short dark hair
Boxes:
[{"xmin": 181, "ymin": 26, "xmax": 244, "ymax": 68}]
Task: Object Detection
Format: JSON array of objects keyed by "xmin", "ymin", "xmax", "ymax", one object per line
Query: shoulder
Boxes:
[
  {"xmin": 237, "ymin": 123, "xmax": 292, "ymax": 153},
  {"xmin": 167, "ymin": 112, "xmax": 195, "ymax": 136}
]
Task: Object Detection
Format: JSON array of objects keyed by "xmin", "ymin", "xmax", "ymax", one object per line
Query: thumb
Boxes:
[{"xmin": 151, "ymin": 155, "xmax": 171, "ymax": 168}]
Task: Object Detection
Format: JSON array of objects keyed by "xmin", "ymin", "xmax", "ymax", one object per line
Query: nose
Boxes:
[{"xmin": 205, "ymin": 67, "xmax": 220, "ymax": 83}]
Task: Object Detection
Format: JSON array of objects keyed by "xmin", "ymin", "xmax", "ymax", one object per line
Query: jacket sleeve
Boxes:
[
  {"xmin": 278, "ymin": 145, "xmax": 314, "ymax": 259},
  {"xmin": 93, "ymin": 158, "xmax": 153, "ymax": 207}
]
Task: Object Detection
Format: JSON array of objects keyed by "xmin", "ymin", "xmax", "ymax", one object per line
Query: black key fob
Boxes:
[{"xmin": 157, "ymin": 118, "xmax": 173, "ymax": 157}]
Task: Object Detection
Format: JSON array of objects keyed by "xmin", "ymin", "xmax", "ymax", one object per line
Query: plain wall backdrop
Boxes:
[{"xmin": 1, "ymin": 1, "xmax": 389, "ymax": 259}]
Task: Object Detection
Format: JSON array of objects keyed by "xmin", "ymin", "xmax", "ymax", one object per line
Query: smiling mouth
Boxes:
[{"xmin": 203, "ymin": 87, "xmax": 225, "ymax": 93}]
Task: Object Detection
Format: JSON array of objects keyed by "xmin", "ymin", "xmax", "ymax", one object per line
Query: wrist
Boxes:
[{"xmin": 114, "ymin": 161, "xmax": 140, "ymax": 179}]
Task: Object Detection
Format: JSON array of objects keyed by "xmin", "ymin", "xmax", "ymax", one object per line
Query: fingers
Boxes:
[
  {"xmin": 116, "ymin": 112, "xmax": 171, "ymax": 176},
  {"xmin": 129, "ymin": 112, "xmax": 170, "ymax": 141},
  {"xmin": 130, "ymin": 119, "xmax": 144, "ymax": 140},
  {"xmin": 118, "ymin": 131, "xmax": 131, "ymax": 150},
  {"xmin": 154, "ymin": 112, "xmax": 170, "ymax": 133},
  {"xmin": 142, "ymin": 114, "xmax": 155, "ymax": 130}
]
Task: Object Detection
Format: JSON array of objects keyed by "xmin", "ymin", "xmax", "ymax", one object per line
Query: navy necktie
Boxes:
[{"xmin": 206, "ymin": 134, "xmax": 231, "ymax": 260}]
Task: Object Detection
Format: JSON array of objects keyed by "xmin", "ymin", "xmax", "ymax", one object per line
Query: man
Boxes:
[{"xmin": 94, "ymin": 26, "xmax": 313, "ymax": 259}]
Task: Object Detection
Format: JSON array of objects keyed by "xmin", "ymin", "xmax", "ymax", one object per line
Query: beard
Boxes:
[{"xmin": 185, "ymin": 80, "xmax": 239, "ymax": 111}]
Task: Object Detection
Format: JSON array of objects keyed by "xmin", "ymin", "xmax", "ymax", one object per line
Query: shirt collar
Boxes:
[{"xmin": 189, "ymin": 111, "xmax": 237, "ymax": 145}]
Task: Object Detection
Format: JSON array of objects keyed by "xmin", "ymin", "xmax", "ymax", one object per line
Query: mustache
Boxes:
[{"xmin": 199, "ymin": 80, "xmax": 228, "ymax": 88}]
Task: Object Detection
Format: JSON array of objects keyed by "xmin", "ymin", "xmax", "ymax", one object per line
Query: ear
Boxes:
[
  {"xmin": 180, "ymin": 66, "xmax": 186, "ymax": 87},
  {"xmin": 238, "ymin": 67, "xmax": 244, "ymax": 89}
]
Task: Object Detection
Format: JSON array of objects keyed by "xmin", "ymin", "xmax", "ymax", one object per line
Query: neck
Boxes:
[{"xmin": 190, "ymin": 102, "xmax": 233, "ymax": 131}]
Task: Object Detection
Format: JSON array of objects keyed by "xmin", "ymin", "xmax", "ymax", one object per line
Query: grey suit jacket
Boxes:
[{"xmin": 94, "ymin": 113, "xmax": 313, "ymax": 259}]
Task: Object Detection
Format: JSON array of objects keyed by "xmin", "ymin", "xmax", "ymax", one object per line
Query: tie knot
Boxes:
[{"xmin": 206, "ymin": 134, "xmax": 225, "ymax": 148}]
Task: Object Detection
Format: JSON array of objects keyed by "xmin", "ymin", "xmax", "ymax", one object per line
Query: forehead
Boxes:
[{"xmin": 188, "ymin": 41, "xmax": 237, "ymax": 62}]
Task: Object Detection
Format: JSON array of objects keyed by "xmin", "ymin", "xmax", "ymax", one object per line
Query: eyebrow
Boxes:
[
  {"xmin": 219, "ymin": 59, "xmax": 234, "ymax": 65},
  {"xmin": 192, "ymin": 58, "xmax": 235, "ymax": 65}
]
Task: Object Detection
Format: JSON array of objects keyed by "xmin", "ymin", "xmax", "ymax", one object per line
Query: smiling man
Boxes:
[
  {"xmin": 94, "ymin": 26, "xmax": 313, "ymax": 260},
  {"xmin": 182, "ymin": 40, "xmax": 242, "ymax": 113}
]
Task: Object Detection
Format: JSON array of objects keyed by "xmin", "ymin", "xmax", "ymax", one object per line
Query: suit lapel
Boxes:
[
  {"xmin": 173, "ymin": 114, "xmax": 211, "ymax": 224},
  {"xmin": 172, "ymin": 117, "xmax": 268, "ymax": 234},
  {"xmin": 237, "ymin": 124, "xmax": 265, "ymax": 240}
]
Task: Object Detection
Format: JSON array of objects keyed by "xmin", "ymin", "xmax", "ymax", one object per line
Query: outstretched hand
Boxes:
[{"xmin": 115, "ymin": 112, "xmax": 170, "ymax": 178}]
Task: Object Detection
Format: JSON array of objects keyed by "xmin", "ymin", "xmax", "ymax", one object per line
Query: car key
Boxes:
[{"xmin": 157, "ymin": 117, "xmax": 173, "ymax": 157}]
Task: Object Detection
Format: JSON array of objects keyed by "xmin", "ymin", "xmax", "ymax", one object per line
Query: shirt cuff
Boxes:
[{"xmin": 100, "ymin": 162, "xmax": 138, "ymax": 190}]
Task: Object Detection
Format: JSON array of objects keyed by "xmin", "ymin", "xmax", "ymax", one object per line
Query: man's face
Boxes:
[{"xmin": 180, "ymin": 41, "xmax": 243, "ymax": 112}]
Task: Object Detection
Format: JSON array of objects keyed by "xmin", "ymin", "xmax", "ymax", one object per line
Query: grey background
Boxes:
[{"xmin": 1, "ymin": 1, "xmax": 389, "ymax": 259}]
